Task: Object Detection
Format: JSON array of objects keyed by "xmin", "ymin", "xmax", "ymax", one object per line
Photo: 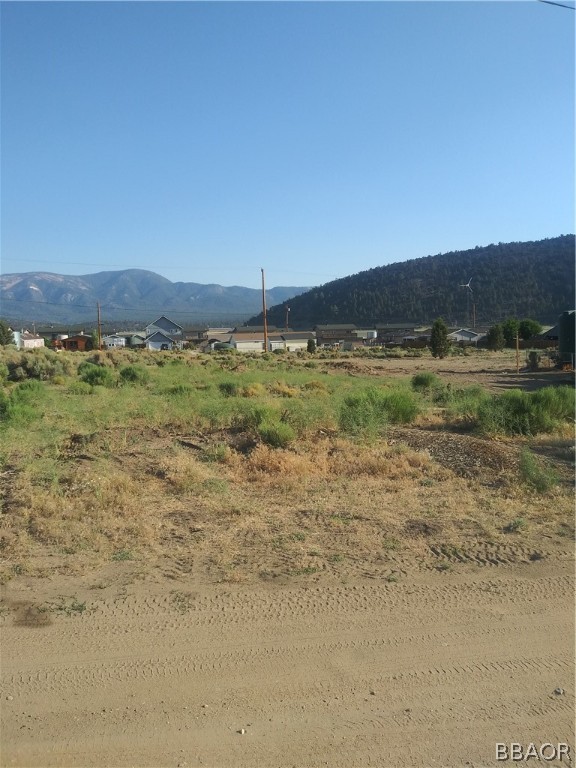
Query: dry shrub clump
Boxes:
[
  {"xmin": 239, "ymin": 438, "xmax": 435, "ymax": 488},
  {"xmin": 156, "ymin": 449, "xmax": 217, "ymax": 494},
  {"xmin": 4, "ymin": 461, "xmax": 158, "ymax": 555},
  {"xmin": 268, "ymin": 380, "xmax": 300, "ymax": 398},
  {"xmin": 244, "ymin": 444, "xmax": 322, "ymax": 481}
]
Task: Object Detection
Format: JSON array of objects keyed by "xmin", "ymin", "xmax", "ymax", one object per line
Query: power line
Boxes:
[{"xmin": 537, "ymin": 0, "xmax": 575, "ymax": 9}]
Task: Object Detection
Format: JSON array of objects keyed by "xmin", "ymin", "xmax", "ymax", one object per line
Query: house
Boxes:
[
  {"xmin": 142, "ymin": 316, "xmax": 185, "ymax": 350},
  {"xmin": 145, "ymin": 316, "xmax": 183, "ymax": 337},
  {"xmin": 12, "ymin": 330, "xmax": 45, "ymax": 350},
  {"xmin": 448, "ymin": 329, "xmax": 484, "ymax": 345},
  {"xmin": 375, "ymin": 323, "xmax": 419, "ymax": 345},
  {"xmin": 230, "ymin": 332, "xmax": 265, "ymax": 353},
  {"xmin": 276, "ymin": 332, "xmax": 316, "ymax": 352},
  {"xmin": 102, "ymin": 333, "xmax": 126, "ymax": 348},
  {"xmin": 315, "ymin": 324, "xmax": 358, "ymax": 347},
  {"xmin": 145, "ymin": 331, "xmax": 180, "ymax": 351},
  {"xmin": 60, "ymin": 333, "xmax": 93, "ymax": 352}
]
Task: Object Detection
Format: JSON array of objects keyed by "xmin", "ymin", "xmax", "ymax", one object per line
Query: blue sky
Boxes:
[{"xmin": 1, "ymin": 1, "xmax": 574, "ymax": 290}]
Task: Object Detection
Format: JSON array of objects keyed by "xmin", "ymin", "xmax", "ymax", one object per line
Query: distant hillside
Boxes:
[
  {"xmin": 0, "ymin": 269, "xmax": 309, "ymax": 326},
  {"xmin": 249, "ymin": 236, "xmax": 575, "ymax": 328}
]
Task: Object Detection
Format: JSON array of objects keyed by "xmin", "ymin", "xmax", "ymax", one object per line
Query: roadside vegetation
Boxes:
[{"xmin": 0, "ymin": 347, "xmax": 573, "ymax": 584}]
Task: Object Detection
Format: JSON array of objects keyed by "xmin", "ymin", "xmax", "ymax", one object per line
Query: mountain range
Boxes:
[
  {"xmin": 250, "ymin": 235, "xmax": 575, "ymax": 328},
  {"xmin": 0, "ymin": 270, "xmax": 309, "ymax": 327},
  {"xmin": 2, "ymin": 236, "xmax": 574, "ymax": 329}
]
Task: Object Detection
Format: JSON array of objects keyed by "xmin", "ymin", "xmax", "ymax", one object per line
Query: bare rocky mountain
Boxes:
[{"xmin": 0, "ymin": 269, "xmax": 310, "ymax": 326}]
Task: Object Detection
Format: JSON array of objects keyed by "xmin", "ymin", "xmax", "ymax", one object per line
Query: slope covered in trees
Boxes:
[{"xmin": 251, "ymin": 236, "xmax": 574, "ymax": 328}]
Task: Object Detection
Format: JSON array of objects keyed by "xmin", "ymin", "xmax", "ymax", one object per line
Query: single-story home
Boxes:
[
  {"xmin": 12, "ymin": 330, "xmax": 45, "ymax": 350},
  {"xmin": 448, "ymin": 329, "xmax": 485, "ymax": 345}
]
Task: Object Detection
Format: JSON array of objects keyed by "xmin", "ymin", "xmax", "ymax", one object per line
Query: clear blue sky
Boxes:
[{"xmin": 1, "ymin": 1, "xmax": 574, "ymax": 290}]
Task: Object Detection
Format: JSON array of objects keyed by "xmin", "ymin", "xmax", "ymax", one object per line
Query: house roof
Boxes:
[
  {"xmin": 315, "ymin": 324, "xmax": 358, "ymax": 331},
  {"xmin": 146, "ymin": 331, "xmax": 176, "ymax": 343},
  {"xmin": 375, "ymin": 323, "xmax": 418, "ymax": 330},
  {"xmin": 232, "ymin": 325, "xmax": 278, "ymax": 333},
  {"xmin": 231, "ymin": 333, "xmax": 265, "ymax": 343},
  {"xmin": 147, "ymin": 316, "xmax": 183, "ymax": 330},
  {"xmin": 21, "ymin": 331, "xmax": 43, "ymax": 340},
  {"xmin": 281, "ymin": 332, "xmax": 315, "ymax": 341}
]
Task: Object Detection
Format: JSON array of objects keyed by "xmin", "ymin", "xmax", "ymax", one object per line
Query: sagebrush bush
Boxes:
[
  {"xmin": 4, "ymin": 349, "xmax": 70, "ymax": 381},
  {"xmin": 79, "ymin": 363, "xmax": 116, "ymax": 388},
  {"xmin": 119, "ymin": 365, "xmax": 150, "ymax": 385}
]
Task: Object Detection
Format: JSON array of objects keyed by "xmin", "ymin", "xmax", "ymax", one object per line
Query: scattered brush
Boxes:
[{"xmin": 518, "ymin": 449, "xmax": 559, "ymax": 493}]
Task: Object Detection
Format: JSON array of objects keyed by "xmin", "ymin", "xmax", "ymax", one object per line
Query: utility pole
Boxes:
[
  {"xmin": 97, "ymin": 302, "xmax": 103, "ymax": 350},
  {"xmin": 285, "ymin": 306, "xmax": 290, "ymax": 332},
  {"xmin": 515, "ymin": 331, "xmax": 520, "ymax": 374},
  {"xmin": 261, "ymin": 269, "xmax": 268, "ymax": 353}
]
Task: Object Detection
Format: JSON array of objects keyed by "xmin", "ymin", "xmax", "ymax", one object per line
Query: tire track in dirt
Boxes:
[{"xmin": 2, "ymin": 568, "xmax": 573, "ymax": 768}]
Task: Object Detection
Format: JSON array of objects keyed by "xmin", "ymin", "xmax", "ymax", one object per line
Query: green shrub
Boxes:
[
  {"xmin": 443, "ymin": 385, "xmax": 490, "ymax": 418},
  {"xmin": 68, "ymin": 381, "xmax": 94, "ymax": 395},
  {"xmin": 378, "ymin": 389, "xmax": 421, "ymax": 424},
  {"xmin": 339, "ymin": 389, "xmax": 390, "ymax": 439},
  {"xmin": 258, "ymin": 420, "xmax": 296, "ymax": 448},
  {"xmin": 0, "ymin": 380, "xmax": 44, "ymax": 426},
  {"xmin": 219, "ymin": 381, "xmax": 240, "ymax": 397},
  {"xmin": 166, "ymin": 383, "xmax": 193, "ymax": 396},
  {"xmin": 79, "ymin": 363, "xmax": 116, "ymax": 388},
  {"xmin": 519, "ymin": 449, "xmax": 558, "ymax": 493},
  {"xmin": 411, "ymin": 372, "xmax": 441, "ymax": 392},
  {"xmin": 119, "ymin": 365, "xmax": 150, "ymax": 385},
  {"xmin": 233, "ymin": 403, "xmax": 277, "ymax": 431},
  {"xmin": 476, "ymin": 387, "xmax": 574, "ymax": 436},
  {"xmin": 339, "ymin": 387, "xmax": 420, "ymax": 439}
]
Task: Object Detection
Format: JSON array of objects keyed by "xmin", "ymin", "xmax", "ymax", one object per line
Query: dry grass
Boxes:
[{"xmin": 0, "ymin": 348, "xmax": 573, "ymax": 585}]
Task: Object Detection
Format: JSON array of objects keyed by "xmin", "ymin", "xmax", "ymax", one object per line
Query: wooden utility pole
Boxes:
[
  {"xmin": 285, "ymin": 306, "xmax": 290, "ymax": 332},
  {"xmin": 97, "ymin": 302, "xmax": 103, "ymax": 350},
  {"xmin": 261, "ymin": 269, "xmax": 268, "ymax": 353},
  {"xmin": 515, "ymin": 331, "xmax": 520, "ymax": 374}
]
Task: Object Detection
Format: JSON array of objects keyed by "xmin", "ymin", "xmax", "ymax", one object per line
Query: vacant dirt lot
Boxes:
[{"xmin": 1, "ymin": 350, "xmax": 574, "ymax": 767}]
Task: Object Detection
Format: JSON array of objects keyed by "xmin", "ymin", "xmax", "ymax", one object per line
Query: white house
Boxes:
[
  {"xmin": 448, "ymin": 329, "xmax": 484, "ymax": 345},
  {"xmin": 12, "ymin": 330, "xmax": 45, "ymax": 350},
  {"xmin": 102, "ymin": 333, "xmax": 126, "ymax": 348}
]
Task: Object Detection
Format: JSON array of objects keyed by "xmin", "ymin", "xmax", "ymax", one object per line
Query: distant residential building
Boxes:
[
  {"xmin": 12, "ymin": 330, "xmax": 45, "ymax": 350},
  {"xmin": 102, "ymin": 333, "xmax": 126, "ymax": 348},
  {"xmin": 145, "ymin": 331, "xmax": 181, "ymax": 351},
  {"xmin": 315, "ymin": 324, "xmax": 358, "ymax": 346},
  {"xmin": 60, "ymin": 333, "xmax": 92, "ymax": 352},
  {"xmin": 145, "ymin": 316, "xmax": 183, "ymax": 337},
  {"xmin": 447, "ymin": 329, "xmax": 485, "ymax": 345}
]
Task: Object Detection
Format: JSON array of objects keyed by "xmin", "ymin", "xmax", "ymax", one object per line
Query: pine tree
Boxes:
[
  {"xmin": 486, "ymin": 324, "xmax": 505, "ymax": 351},
  {"xmin": 430, "ymin": 318, "xmax": 450, "ymax": 359}
]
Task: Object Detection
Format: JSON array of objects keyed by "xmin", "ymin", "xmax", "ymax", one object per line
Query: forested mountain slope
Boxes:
[{"xmin": 251, "ymin": 236, "xmax": 574, "ymax": 328}]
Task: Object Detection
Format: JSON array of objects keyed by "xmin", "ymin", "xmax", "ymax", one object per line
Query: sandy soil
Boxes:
[
  {"xmin": 1, "ymin": 558, "xmax": 574, "ymax": 768},
  {"xmin": 1, "ymin": 351, "xmax": 574, "ymax": 767}
]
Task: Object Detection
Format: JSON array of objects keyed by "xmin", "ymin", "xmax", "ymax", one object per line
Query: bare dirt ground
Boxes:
[{"xmin": 1, "ymin": 351, "xmax": 574, "ymax": 767}]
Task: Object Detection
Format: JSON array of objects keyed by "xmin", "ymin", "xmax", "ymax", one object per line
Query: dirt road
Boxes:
[{"xmin": 2, "ymin": 560, "xmax": 574, "ymax": 768}]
